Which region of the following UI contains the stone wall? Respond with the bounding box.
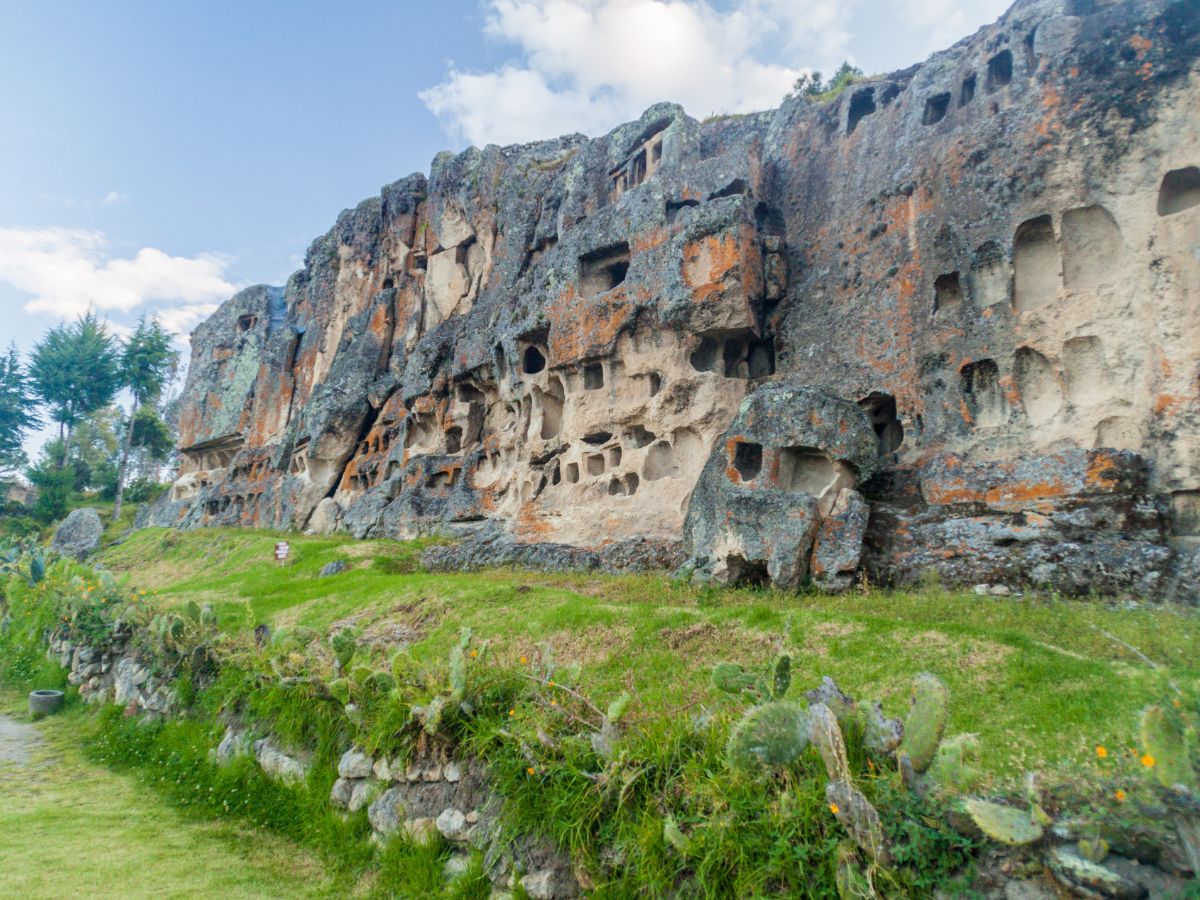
[145,0,1200,600]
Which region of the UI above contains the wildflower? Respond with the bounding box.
[1172,698,1182,709]
[526,767,535,776]
[1095,745,1108,759]
[1141,754,1156,768]
[548,680,555,687]
[470,650,478,658]
[550,699,557,706]
[508,709,515,717]
[829,803,839,815]
[520,656,528,665]
[1114,789,1127,803]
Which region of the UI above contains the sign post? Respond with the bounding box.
[274,540,290,566]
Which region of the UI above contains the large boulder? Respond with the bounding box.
[51,508,104,560]
[682,381,879,591]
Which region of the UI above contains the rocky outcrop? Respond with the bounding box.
[147,0,1200,600]
[51,508,103,561]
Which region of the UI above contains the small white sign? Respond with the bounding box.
[274,541,290,563]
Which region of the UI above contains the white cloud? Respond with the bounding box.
[37,190,132,210]
[889,0,1011,54]
[421,0,857,146]
[100,191,130,207]
[0,227,238,334]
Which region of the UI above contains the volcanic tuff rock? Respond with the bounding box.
[146,0,1200,600]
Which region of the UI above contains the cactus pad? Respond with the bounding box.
[1139,705,1197,793]
[899,672,948,773]
[808,702,851,782]
[964,799,1043,846]
[767,654,791,699]
[826,780,893,866]
[712,662,759,696]
[726,701,809,773]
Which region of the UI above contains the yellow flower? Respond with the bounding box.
[548,680,555,687]
[508,708,515,717]
[1141,754,1156,768]
[1095,745,1108,759]
[520,656,528,665]
[526,767,535,776]
[470,650,478,658]
[550,700,557,706]
[829,803,839,815]
[1114,789,1127,803]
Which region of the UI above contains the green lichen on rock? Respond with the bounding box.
[899,672,948,773]
[964,798,1043,846]
[726,701,809,773]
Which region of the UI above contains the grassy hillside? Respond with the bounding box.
[100,527,1200,782]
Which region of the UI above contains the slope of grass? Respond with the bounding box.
[100,528,1200,781]
[0,693,337,899]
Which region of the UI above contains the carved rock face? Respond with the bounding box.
[144,1,1200,600]
[682,382,879,591]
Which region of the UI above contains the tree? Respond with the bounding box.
[789,62,864,101]
[0,343,38,478]
[28,313,121,467]
[27,449,73,524]
[112,316,177,518]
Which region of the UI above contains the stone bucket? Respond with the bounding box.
[29,689,65,720]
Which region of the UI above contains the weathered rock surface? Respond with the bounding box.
[51,508,103,560]
[146,0,1200,599]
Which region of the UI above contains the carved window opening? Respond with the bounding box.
[726,556,769,589]
[731,442,763,482]
[580,243,630,296]
[986,50,1012,92]
[237,314,258,333]
[1013,215,1059,312]
[847,88,876,134]
[522,346,546,375]
[583,363,605,390]
[960,74,976,106]
[922,93,951,125]
[858,392,904,456]
[960,359,1008,427]
[778,447,840,496]
[1157,167,1200,217]
[933,272,963,312]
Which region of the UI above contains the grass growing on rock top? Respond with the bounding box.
[100,527,1200,782]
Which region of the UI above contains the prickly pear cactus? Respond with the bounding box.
[835,843,872,900]
[963,798,1044,846]
[199,603,217,629]
[826,779,893,866]
[712,662,759,696]
[1139,705,1197,793]
[808,702,851,782]
[726,701,809,773]
[185,600,202,623]
[862,700,904,757]
[930,734,982,791]
[898,672,948,773]
[330,628,357,672]
[766,654,791,700]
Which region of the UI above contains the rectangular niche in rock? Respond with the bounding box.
[922,92,951,125]
[986,50,1013,92]
[579,242,630,297]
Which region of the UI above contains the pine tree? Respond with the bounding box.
[0,343,39,478]
[28,313,121,467]
[112,316,177,517]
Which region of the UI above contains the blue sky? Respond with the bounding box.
[0,0,1010,457]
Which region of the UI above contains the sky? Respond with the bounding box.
[0,0,1011,459]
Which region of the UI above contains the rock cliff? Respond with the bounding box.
[146,0,1200,601]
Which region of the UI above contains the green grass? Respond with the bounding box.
[0,693,337,899]
[100,528,1200,782]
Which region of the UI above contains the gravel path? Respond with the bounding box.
[0,714,40,766]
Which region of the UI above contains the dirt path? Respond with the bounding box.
[0,714,40,766]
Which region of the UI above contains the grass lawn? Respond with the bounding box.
[99,528,1200,783]
[0,693,339,899]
